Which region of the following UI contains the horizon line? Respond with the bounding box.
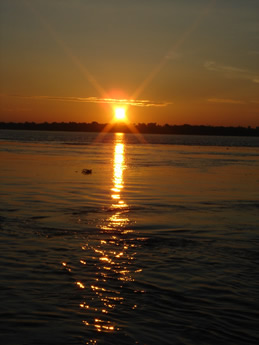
[0,121,258,129]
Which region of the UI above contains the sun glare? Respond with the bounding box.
[114,107,126,121]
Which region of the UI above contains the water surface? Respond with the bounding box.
[0,130,259,344]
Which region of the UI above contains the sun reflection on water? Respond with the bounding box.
[76,133,141,342]
[111,134,127,207]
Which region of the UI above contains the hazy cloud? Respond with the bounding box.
[204,61,259,84]
[208,98,245,105]
[5,94,171,108]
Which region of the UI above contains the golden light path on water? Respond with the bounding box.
[110,133,129,222]
[75,133,140,343]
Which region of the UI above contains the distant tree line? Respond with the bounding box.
[0,121,259,136]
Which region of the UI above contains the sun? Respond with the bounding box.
[114,107,126,121]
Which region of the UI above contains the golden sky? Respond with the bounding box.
[0,0,259,126]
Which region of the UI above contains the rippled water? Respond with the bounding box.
[0,130,259,345]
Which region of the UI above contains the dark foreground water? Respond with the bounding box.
[0,130,259,345]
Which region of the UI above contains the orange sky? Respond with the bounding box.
[0,0,259,127]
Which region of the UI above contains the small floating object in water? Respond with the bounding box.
[81,169,92,175]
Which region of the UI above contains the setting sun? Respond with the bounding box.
[114,107,126,121]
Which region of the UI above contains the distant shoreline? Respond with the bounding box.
[1,122,259,137]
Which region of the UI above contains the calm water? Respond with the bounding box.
[0,130,259,345]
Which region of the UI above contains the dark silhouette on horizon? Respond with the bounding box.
[0,121,258,137]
